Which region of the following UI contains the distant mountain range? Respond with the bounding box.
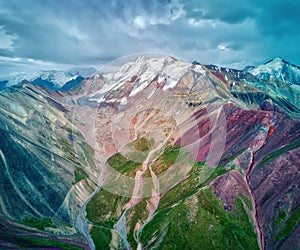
[1,57,300,92]
[0,56,299,249]
[0,67,97,90]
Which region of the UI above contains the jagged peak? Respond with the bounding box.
[264,57,284,64]
[262,57,286,70]
[132,55,178,64]
[133,55,150,63]
[263,57,300,69]
[192,60,201,65]
[249,57,300,85]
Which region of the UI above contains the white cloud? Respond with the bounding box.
[0,26,16,51]
[133,16,147,29]
[0,56,22,63]
[0,55,78,77]
[131,0,185,29]
[218,44,230,51]
[187,18,216,27]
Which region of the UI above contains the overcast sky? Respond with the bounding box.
[0,0,300,75]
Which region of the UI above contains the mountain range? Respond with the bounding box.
[0,56,299,250]
[0,67,97,90]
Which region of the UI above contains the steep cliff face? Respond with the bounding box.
[0,83,99,247]
[0,56,299,249]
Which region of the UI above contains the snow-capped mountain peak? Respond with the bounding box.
[249,57,300,85]
[0,67,96,89]
[100,56,191,96]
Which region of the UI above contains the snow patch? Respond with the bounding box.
[99,56,190,95]
[193,65,206,75]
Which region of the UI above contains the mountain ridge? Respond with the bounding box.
[0,67,97,90]
[249,57,300,85]
[1,57,300,91]
[0,55,299,249]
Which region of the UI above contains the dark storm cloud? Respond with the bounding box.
[0,0,299,74]
[183,0,259,24]
[254,0,300,37]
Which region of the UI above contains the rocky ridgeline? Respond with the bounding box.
[0,56,299,249]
